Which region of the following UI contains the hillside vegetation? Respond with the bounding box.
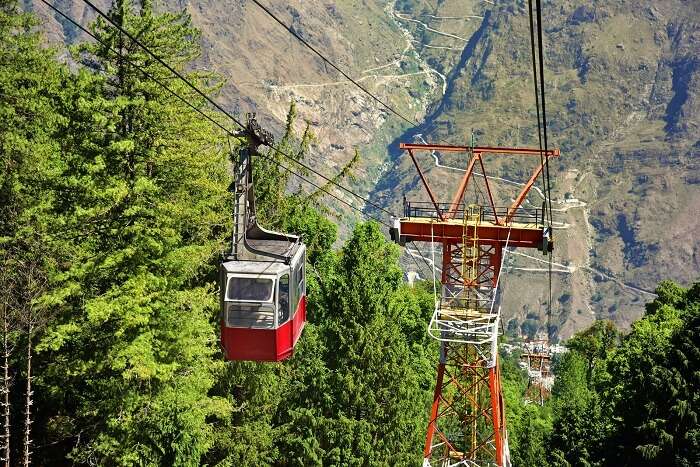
[1,2,438,464]
[372,0,700,338]
[504,280,700,467]
[32,0,700,340]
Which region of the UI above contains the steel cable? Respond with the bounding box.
[44,0,392,227]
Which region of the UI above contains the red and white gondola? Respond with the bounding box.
[220,117,306,362]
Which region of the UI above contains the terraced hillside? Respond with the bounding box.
[31,0,700,339]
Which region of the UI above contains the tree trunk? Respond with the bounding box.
[1,308,10,467]
[22,321,32,467]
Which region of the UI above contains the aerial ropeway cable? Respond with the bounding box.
[42,0,391,228]
[250,0,421,128]
[75,0,397,222]
[43,0,403,362]
[527,0,556,334]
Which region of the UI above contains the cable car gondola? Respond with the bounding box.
[220,117,306,362]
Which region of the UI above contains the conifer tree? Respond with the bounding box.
[566,320,619,384]
[274,222,431,465]
[602,282,699,466]
[0,2,65,464]
[35,1,231,464]
[539,281,699,466]
[0,0,63,245]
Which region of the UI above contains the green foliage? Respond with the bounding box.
[513,405,551,466]
[503,280,700,466]
[0,0,64,250]
[601,283,699,466]
[30,1,231,464]
[272,222,432,465]
[0,3,68,464]
[8,1,698,465]
[0,1,434,462]
[566,320,620,384]
[547,351,610,466]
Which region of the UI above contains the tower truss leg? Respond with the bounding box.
[423,218,510,466]
[394,142,560,467]
[423,343,508,466]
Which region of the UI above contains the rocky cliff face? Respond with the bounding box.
[30,0,700,339]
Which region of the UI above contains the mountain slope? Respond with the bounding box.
[31,0,700,338]
[372,0,700,337]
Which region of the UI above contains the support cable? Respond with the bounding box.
[44,0,391,227]
[40,0,240,137]
[527,0,548,225]
[250,0,420,128]
[258,153,392,227]
[264,144,396,217]
[78,0,397,219]
[535,0,554,223]
[431,223,438,310]
[535,0,555,337]
[530,0,555,337]
[80,0,247,128]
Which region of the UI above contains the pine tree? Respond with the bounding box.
[274,222,431,465]
[34,1,231,464]
[0,2,66,464]
[513,405,550,467]
[547,352,607,466]
[542,281,699,466]
[603,282,699,466]
[0,0,64,245]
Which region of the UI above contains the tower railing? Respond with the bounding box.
[403,201,543,227]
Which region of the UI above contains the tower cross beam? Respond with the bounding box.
[398,142,559,226]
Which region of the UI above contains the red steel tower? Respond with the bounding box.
[521,340,554,406]
[390,142,559,467]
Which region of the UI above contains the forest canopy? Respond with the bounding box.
[0,1,435,464]
[505,281,700,467]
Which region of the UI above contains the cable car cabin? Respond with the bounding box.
[220,243,306,362]
[220,118,307,362]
